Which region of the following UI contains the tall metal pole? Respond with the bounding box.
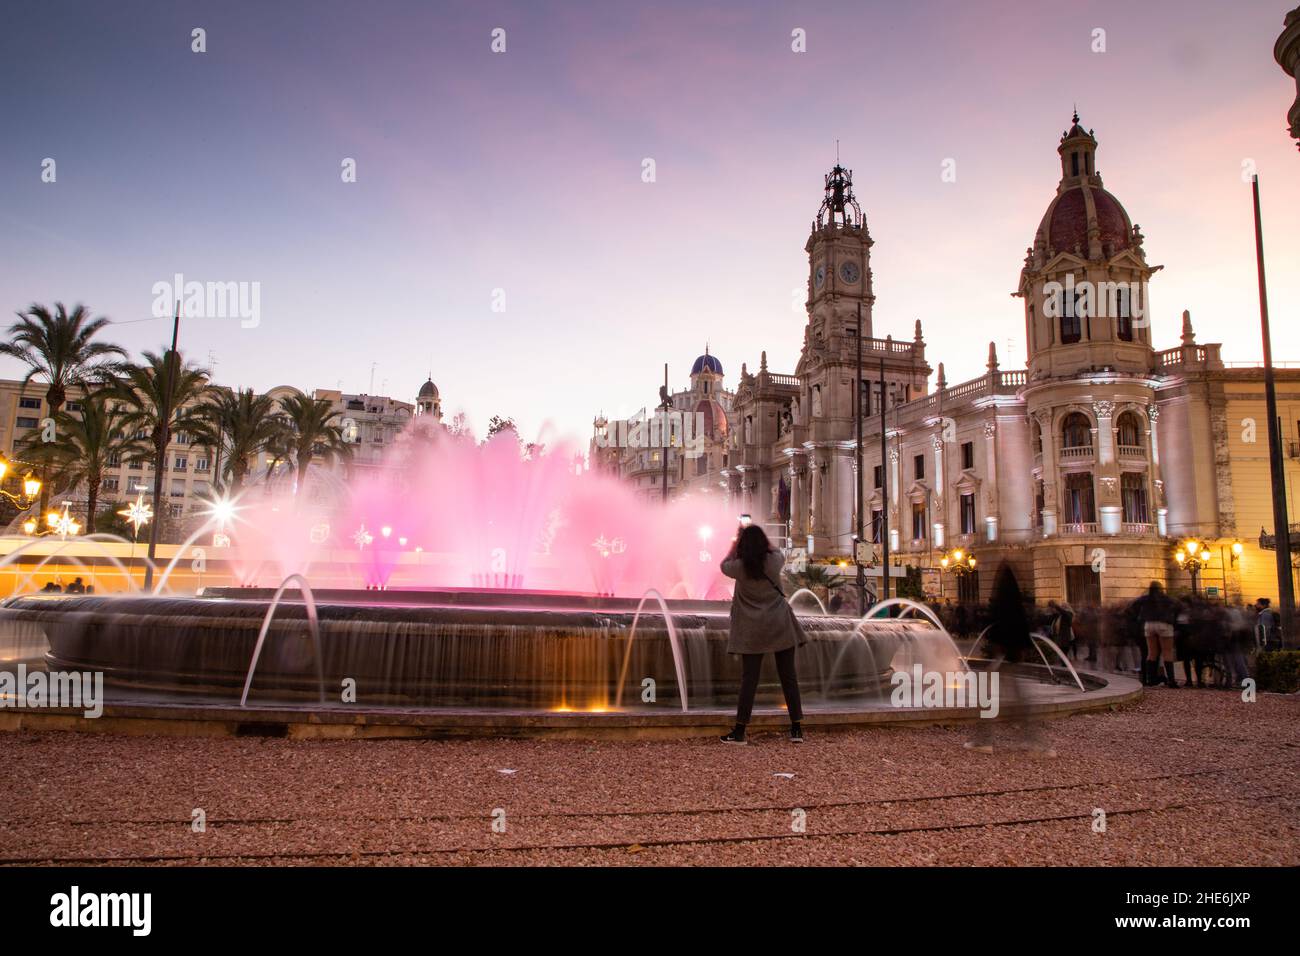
[660,363,670,505]
[143,301,180,590]
[855,303,865,610]
[1253,175,1295,645]
[878,356,889,602]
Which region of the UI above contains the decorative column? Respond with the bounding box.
[811,446,831,549]
[1036,409,1058,536]
[1093,401,1115,465]
[888,447,901,552]
[1094,400,1121,534]
[931,433,946,548]
[1147,404,1167,535]
[790,453,810,549]
[983,420,999,542]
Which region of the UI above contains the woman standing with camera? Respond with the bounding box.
[718,523,806,745]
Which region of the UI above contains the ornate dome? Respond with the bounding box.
[418,378,438,399]
[1032,113,1134,259]
[694,398,728,440]
[1037,183,1133,256]
[691,350,723,376]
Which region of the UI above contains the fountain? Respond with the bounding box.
[0,422,1119,730]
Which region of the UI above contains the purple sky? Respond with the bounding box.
[2,0,1297,444]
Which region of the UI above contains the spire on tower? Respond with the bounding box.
[987,341,999,372]
[914,319,923,342]
[816,160,863,229]
[1181,309,1196,345]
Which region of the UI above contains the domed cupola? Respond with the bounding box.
[1018,113,1160,381]
[689,346,724,397]
[416,377,441,421]
[690,349,723,377]
[1031,112,1135,262]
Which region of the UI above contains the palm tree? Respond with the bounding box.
[18,394,144,534]
[277,391,353,495]
[193,388,285,495]
[782,563,846,594]
[0,303,126,512]
[111,350,210,572]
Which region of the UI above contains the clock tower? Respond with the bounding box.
[804,162,875,346]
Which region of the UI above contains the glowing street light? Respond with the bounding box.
[0,455,41,507]
[1175,538,1213,596]
[353,524,374,550]
[118,493,153,540]
[48,502,81,540]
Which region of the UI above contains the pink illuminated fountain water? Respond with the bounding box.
[219,422,739,599]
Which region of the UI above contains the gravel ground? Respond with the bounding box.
[0,689,1296,866]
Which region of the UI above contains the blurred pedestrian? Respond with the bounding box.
[1255,598,1281,651]
[964,562,1055,757]
[1047,599,1075,659]
[1130,581,1179,687]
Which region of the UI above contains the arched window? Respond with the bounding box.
[1116,411,1143,451]
[1059,289,1082,344]
[1061,412,1092,449]
[1115,285,1133,341]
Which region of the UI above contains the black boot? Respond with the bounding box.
[1141,661,1155,686]
[1164,663,1179,688]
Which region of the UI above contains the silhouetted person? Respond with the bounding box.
[719,524,806,745]
[40,581,62,593]
[66,577,86,594]
[1255,598,1280,650]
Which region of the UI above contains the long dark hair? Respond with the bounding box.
[736,524,772,579]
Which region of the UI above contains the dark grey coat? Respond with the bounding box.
[720,549,807,654]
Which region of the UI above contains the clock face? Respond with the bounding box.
[814,264,826,289]
[840,261,860,284]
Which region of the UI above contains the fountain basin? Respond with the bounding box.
[0,589,938,711]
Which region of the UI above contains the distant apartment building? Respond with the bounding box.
[0,375,439,537]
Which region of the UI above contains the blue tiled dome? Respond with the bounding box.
[691,352,723,376]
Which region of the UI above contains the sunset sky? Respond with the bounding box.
[1,0,1297,444]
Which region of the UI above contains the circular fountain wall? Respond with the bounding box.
[1,588,949,712]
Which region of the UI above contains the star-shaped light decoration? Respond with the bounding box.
[117,494,153,538]
[353,524,374,550]
[50,501,82,540]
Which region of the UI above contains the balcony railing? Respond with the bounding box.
[917,369,1025,410]
[1117,444,1145,459]
[1122,522,1154,535]
[1059,522,1099,535]
[1060,445,1094,459]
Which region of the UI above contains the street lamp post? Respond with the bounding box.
[938,547,977,604]
[1174,538,1213,597]
[0,455,42,511]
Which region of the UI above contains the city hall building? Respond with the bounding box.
[594,115,1300,607]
